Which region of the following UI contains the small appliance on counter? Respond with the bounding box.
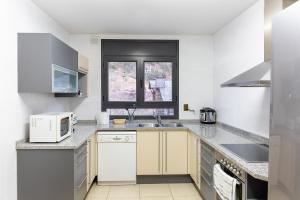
[96,112,110,125]
[200,107,216,124]
[30,112,73,143]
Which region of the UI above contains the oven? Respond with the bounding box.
[215,152,246,200]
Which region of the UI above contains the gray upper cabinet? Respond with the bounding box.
[51,35,78,71]
[18,33,78,93]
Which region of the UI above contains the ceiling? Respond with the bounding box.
[32,0,258,35]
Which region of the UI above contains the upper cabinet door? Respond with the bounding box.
[78,53,89,74]
[163,131,188,175]
[51,35,78,71]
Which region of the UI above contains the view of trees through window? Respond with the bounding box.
[144,62,172,102]
[108,62,136,101]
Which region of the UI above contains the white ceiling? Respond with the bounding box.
[32,0,258,35]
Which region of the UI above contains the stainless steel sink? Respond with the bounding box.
[137,123,160,128]
[161,123,183,127]
[137,122,184,128]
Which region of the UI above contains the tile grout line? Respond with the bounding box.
[106,186,111,200]
[138,184,141,200]
[168,184,175,200]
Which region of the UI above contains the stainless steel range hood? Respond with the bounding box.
[221,0,297,87]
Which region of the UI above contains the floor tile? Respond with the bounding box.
[108,185,140,198]
[140,184,172,197]
[108,197,139,200]
[140,197,173,200]
[85,192,107,200]
[169,183,199,197]
[88,184,110,197]
[173,196,203,200]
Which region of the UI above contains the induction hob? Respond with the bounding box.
[221,143,269,163]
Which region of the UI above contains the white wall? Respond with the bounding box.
[0,0,70,199]
[69,34,214,120]
[213,0,270,138]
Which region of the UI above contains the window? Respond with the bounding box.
[144,62,173,102]
[102,40,179,119]
[108,62,136,102]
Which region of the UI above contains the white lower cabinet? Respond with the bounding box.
[188,132,201,188]
[87,134,97,190]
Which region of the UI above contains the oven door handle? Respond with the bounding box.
[218,163,242,185]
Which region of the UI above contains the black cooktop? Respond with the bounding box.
[221,143,269,163]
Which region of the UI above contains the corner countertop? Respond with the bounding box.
[16,121,268,181]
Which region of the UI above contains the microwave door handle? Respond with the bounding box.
[49,121,52,131]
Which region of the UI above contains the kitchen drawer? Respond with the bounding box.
[201,142,213,153]
[201,157,214,174]
[75,143,87,157]
[201,148,214,164]
[74,176,87,200]
[201,167,213,186]
[201,176,216,200]
[201,151,214,165]
[74,155,87,187]
[75,143,87,164]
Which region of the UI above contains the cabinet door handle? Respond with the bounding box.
[49,121,52,131]
[88,140,91,185]
[158,132,161,172]
[196,139,199,184]
[165,132,167,172]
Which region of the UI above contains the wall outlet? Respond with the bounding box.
[184,104,189,111]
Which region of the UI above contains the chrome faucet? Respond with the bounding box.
[126,104,136,122]
[153,112,162,126]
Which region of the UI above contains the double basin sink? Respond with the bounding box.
[137,122,184,128]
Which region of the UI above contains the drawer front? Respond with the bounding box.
[75,143,87,160]
[201,157,214,175]
[74,177,87,200]
[74,155,87,187]
[201,176,216,200]
[74,142,88,187]
[201,166,213,185]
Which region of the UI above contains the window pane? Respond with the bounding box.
[108,108,174,116]
[144,62,172,102]
[108,62,136,101]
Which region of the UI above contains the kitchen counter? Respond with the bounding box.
[16,121,268,181]
[16,124,97,149]
[185,124,268,181]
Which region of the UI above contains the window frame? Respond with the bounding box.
[101,40,179,119]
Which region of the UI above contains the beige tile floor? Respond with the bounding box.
[85,183,203,200]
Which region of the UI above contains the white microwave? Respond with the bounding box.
[30,112,73,143]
